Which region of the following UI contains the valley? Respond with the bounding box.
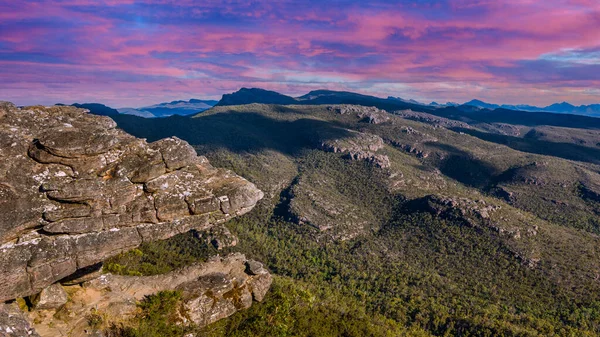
[98,89,600,336]
[3,1,600,335]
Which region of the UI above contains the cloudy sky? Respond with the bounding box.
[1,0,599,107]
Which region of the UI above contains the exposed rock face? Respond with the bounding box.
[0,303,40,337]
[0,102,263,302]
[406,195,501,224]
[319,130,390,168]
[29,254,272,335]
[327,105,390,124]
[177,257,272,326]
[345,151,390,168]
[388,126,438,159]
[30,284,67,310]
[394,109,470,129]
[390,141,430,159]
[196,225,239,250]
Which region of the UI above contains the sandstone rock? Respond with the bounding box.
[246,260,268,275]
[197,225,238,250]
[60,262,103,286]
[0,102,263,302]
[406,194,501,227]
[248,273,272,302]
[0,302,40,337]
[327,105,390,124]
[150,137,198,170]
[75,254,269,328]
[394,109,471,129]
[390,141,430,159]
[345,151,390,168]
[319,130,390,168]
[30,284,68,310]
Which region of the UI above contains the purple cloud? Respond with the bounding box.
[0,0,599,106]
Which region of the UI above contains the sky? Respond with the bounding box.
[0,0,599,107]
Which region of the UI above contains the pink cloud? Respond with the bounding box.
[0,0,599,106]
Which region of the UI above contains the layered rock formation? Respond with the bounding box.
[327,105,390,124]
[0,102,263,302]
[0,302,40,337]
[319,130,390,168]
[393,109,470,129]
[29,254,271,336]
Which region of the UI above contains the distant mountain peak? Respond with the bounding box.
[71,103,119,116]
[461,99,599,116]
[217,88,298,106]
[547,102,575,108]
[387,96,424,105]
[118,99,218,117]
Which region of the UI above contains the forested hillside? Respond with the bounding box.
[107,100,600,336]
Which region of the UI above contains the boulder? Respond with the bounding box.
[246,260,268,275]
[248,273,273,302]
[0,302,40,337]
[30,284,68,310]
[198,225,238,250]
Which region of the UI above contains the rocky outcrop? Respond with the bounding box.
[30,284,67,310]
[404,194,534,239]
[29,254,272,336]
[406,195,501,224]
[196,225,239,250]
[388,126,438,159]
[327,105,390,124]
[319,130,390,168]
[394,109,471,129]
[391,141,430,159]
[345,151,390,168]
[0,102,263,302]
[0,302,40,337]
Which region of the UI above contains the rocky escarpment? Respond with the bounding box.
[29,254,271,336]
[319,130,390,168]
[402,194,543,268]
[393,109,470,129]
[389,126,438,159]
[403,194,540,240]
[327,105,390,124]
[0,102,264,302]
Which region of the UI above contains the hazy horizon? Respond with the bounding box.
[7,87,598,111]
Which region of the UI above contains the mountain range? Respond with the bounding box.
[463,99,600,116]
[118,99,218,117]
[68,89,600,120]
[104,87,600,335]
[4,87,600,336]
[62,99,219,118]
[386,96,600,117]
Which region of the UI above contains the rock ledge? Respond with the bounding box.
[0,103,263,302]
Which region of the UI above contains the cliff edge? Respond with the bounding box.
[0,102,264,302]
